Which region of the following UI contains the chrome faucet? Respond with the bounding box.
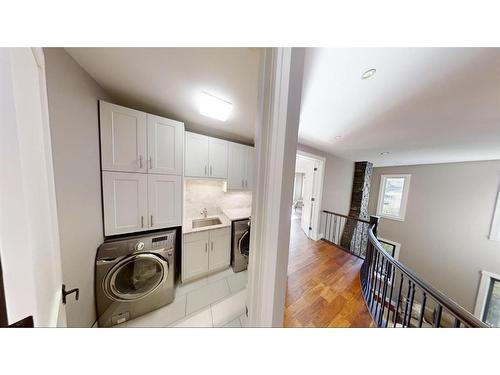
[200,208,208,218]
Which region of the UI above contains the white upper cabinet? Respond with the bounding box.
[185,131,228,178]
[227,142,254,190]
[147,114,184,175]
[100,101,147,173]
[102,171,148,235]
[148,174,182,229]
[185,132,210,177]
[208,137,228,178]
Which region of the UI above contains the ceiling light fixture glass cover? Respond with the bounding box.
[199,91,233,121]
[361,68,376,80]
[380,151,390,155]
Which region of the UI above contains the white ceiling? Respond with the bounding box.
[65,48,260,145]
[299,48,500,167]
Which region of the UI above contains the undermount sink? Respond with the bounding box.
[192,217,222,229]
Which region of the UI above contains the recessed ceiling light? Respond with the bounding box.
[200,91,232,121]
[380,151,390,155]
[361,68,376,80]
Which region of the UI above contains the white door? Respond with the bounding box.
[148,174,182,229]
[100,101,147,173]
[185,132,209,177]
[0,48,66,327]
[245,146,255,190]
[102,172,148,236]
[208,228,231,272]
[147,114,184,175]
[182,232,209,282]
[208,137,228,178]
[227,142,246,189]
[300,157,316,238]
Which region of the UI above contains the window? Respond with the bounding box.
[474,270,500,327]
[376,174,411,221]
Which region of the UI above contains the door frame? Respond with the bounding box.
[246,47,305,327]
[296,150,325,241]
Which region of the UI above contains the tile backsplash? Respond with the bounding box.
[184,179,252,219]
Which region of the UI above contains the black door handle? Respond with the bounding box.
[62,284,79,304]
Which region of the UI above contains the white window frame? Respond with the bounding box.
[474,270,500,324]
[489,183,500,241]
[376,174,411,221]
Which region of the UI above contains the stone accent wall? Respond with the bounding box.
[340,161,373,256]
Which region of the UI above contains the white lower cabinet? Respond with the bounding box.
[182,227,231,282]
[102,171,182,236]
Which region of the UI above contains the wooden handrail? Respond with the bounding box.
[322,210,371,224]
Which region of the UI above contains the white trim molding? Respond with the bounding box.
[489,183,500,241]
[474,269,500,323]
[246,48,305,327]
[376,174,411,221]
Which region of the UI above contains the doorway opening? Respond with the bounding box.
[292,151,325,240]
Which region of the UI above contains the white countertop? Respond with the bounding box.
[222,207,251,221]
[183,214,231,235]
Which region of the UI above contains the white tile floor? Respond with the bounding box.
[113,268,248,328]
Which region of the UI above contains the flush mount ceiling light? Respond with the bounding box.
[380,151,391,155]
[199,91,233,121]
[361,68,377,80]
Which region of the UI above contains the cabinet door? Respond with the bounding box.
[102,171,148,236]
[100,101,147,173]
[147,114,184,175]
[209,228,231,272]
[208,137,228,178]
[227,142,246,189]
[148,174,182,229]
[244,146,254,190]
[185,132,209,177]
[183,232,209,282]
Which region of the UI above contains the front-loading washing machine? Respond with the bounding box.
[95,229,176,327]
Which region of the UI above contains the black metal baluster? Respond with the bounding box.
[370,251,381,312]
[406,282,416,327]
[393,274,404,327]
[375,257,386,323]
[384,263,395,327]
[378,258,390,327]
[402,280,412,327]
[454,318,461,328]
[434,305,442,328]
[417,292,427,328]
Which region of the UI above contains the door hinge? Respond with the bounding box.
[311,197,315,201]
[314,167,318,171]
[62,284,79,304]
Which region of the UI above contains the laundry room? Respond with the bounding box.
[41,48,258,328]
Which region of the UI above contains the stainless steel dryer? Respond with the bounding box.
[231,218,250,273]
[95,230,176,327]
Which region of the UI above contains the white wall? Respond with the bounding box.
[368,160,500,312]
[44,48,112,327]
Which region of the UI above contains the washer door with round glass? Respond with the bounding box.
[104,253,168,302]
[238,230,250,258]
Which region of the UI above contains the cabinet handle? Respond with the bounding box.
[205,243,208,253]
[149,156,152,169]
[205,165,207,176]
[241,179,244,188]
[150,215,153,227]
[211,242,213,251]
[141,216,144,228]
[139,155,143,168]
[210,165,212,176]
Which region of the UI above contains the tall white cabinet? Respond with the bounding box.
[227,142,254,190]
[100,101,184,236]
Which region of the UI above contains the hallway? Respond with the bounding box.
[284,218,374,327]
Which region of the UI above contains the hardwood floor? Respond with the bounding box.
[284,218,374,327]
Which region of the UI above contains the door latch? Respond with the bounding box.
[62,284,79,304]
